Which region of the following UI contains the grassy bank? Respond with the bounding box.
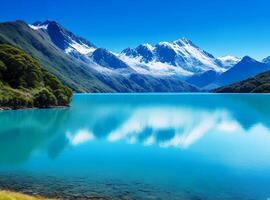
[0,190,55,200]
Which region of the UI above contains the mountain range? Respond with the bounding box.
[0,20,269,93]
[216,70,270,93]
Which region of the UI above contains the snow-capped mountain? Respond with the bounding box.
[30,20,96,57]
[120,38,229,77]
[213,56,270,87]
[122,44,155,63]
[91,48,130,69]
[29,21,238,79]
[217,55,241,68]
[28,20,252,91]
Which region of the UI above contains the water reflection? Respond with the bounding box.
[0,109,70,164]
[107,107,236,148]
[66,129,95,146]
[0,94,270,164]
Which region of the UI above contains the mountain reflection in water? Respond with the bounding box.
[1,94,270,199]
[0,94,270,166]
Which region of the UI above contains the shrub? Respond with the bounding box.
[0,44,73,109]
[0,60,6,71]
[0,88,34,109]
[53,88,71,106]
[34,88,58,108]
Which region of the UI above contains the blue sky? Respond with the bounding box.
[1,0,270,59]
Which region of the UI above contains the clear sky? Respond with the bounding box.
[1,0,270,59]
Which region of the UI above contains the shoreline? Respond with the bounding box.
[2,93,270,111]
[74,92,270,95]
[0,190,56,200]
[0,105,69,111]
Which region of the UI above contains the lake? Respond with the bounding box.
[0,94,270,200]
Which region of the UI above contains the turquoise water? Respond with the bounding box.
[0,94,270,199]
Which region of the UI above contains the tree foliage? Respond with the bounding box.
[0,44,72,109]
[34,88,58,108]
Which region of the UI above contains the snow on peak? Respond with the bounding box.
[30,20,97,56]
[65,38,96,55]
[29,20,57,30]
[141,43,155,51]
[157,41,173,47]
[217,55,241,68]
[218,55,240,62]
[156,38,222,72]
[121,37,230,76]
[174,37,193,45]
[29,24,48,30]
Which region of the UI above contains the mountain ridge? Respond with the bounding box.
[0,20,112,92]
[0,20,198,93]
[213,56,270,88]
[120,38,229,77]
[1,19,269,93]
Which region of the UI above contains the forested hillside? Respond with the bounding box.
[0,44,72,109]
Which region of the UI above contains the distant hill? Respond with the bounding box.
[186,70,220,88]
[0,44,72,109]
[215,71,270,93]
[262,56,270,65]
[213,56,270,87]
[185,56,270,90]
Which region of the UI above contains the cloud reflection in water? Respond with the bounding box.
[106,107,241,149]
[1,94,270,165]
[66,129,95,146]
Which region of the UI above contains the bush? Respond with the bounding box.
[0,88,34,109]
[42,69,72,106]
[42,69,62,90]
[0,45,42,88]
[53,88,72,106]
[34,88,58,108]
[0,44,73,109]
[0,60,6,71]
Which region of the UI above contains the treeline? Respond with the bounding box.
[0,44,72,109]
[215,71,270,93]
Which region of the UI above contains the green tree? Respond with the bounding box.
[34,88,58,108]
[0,44,72,109]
